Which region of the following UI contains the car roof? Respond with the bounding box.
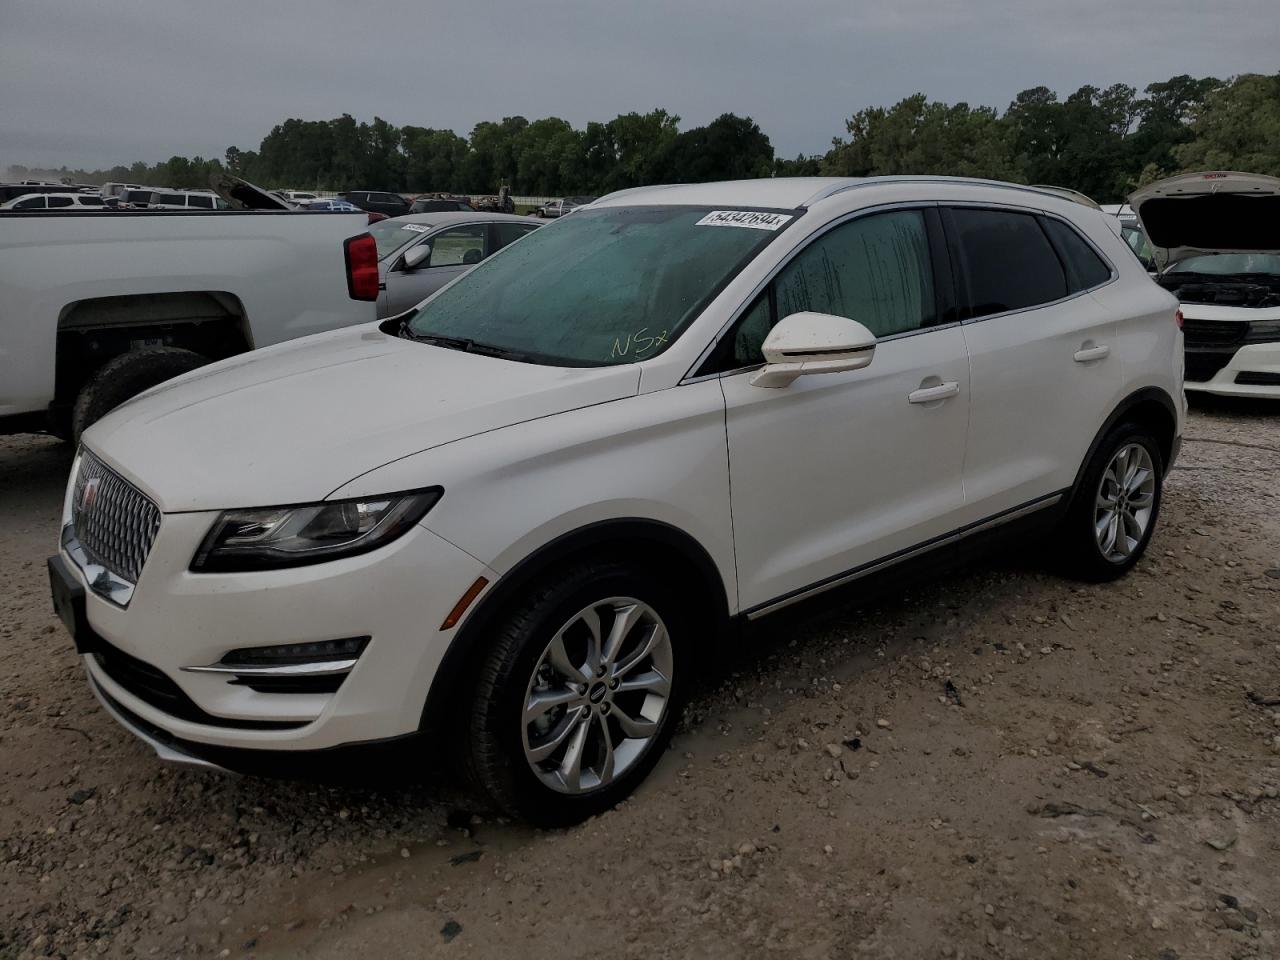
[389,212,535,227]
[594,176,1094,211]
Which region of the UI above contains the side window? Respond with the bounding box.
[774,209,936,338]
[947,209,1067,319]
[188,194,214,209]
[425,225,488,267]
[1040,217,1111,291]
[47,196,74,208]
[493,222,540,250]
[15,196,45,209]
[80,196,104,206]
[731,291,774,367]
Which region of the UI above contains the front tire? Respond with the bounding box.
[461,560,688,825]
[1058,423,1164,582]
[71,347,207,444]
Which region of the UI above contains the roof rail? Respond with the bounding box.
[802,176,1088,208]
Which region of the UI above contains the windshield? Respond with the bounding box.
[369,219,434,260]
[1167,253,1280,276]
[405,205,794,366]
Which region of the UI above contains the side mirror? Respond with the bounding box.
[402,243,431,270]
[750,312,877,388]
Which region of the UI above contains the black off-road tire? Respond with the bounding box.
[71,347,207,444]
[1058,422,1165,582]
[460,559,689,826]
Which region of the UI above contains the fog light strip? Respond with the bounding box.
[181,660,358,677]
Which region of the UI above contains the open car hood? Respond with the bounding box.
[1130,171,1280,263]
[209,174,292,210]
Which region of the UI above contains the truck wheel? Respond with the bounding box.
[71,347,207,444]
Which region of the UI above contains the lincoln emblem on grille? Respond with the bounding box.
[80,476,101,513]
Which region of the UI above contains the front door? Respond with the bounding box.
[383,223,490,316]
[719,208,971,611]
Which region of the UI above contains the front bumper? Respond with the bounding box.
[1185,341,1280,397]
[59,510,495,754]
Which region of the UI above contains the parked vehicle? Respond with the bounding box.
[1130,171,1280,398]
[121,188,158,209]
[1,178,378,441]
[285,191,319,205]
[370,212,541,317]
[147,190,231,211]
[409,195,475,214]
[304,198,360,212]
[0,183,90,204]
[48,176,1181,824]
[538,196,596,218]
[339,190,412,218]
[473,185,515,214]
[100,183,144,201]
[1,192,106,211]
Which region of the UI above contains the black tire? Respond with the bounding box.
[461,559,689,826]
[71,347,207,444]
[1058,422,1164,582]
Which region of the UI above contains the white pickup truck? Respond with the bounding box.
[1,186,379,441]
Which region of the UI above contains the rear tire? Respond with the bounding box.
[460,559,688,826]
[1058,422,1164,582]
[71,347,207,444]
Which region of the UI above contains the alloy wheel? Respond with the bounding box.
[1094,442,1156,563]
[521,597,673,794]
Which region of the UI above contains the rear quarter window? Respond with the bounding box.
[1041,217,1112,291]
[947,208,1067,319]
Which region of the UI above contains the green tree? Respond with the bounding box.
[1173,72,1280,176]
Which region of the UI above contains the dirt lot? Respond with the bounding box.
[2,400,1278,960]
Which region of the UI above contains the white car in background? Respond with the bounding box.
[147,190,230,211]
[1,192,107,211]
[50,176,1181,824]
[1131,171,1280,397]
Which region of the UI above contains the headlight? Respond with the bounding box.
[191,488,442,572]
[1249,319,1280,340]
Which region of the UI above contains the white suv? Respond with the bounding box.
[49,177,1183,823]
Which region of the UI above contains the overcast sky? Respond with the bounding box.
[2,0,1276,174]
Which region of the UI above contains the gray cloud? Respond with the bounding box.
[2,0,1276,172]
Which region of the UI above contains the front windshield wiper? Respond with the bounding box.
[404,329,543,363]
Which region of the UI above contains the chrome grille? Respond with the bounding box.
[71,451,161,584]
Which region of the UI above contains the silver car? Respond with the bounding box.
[370,213,542,318]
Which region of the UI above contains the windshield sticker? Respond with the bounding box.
[695,210,793,231]
[401,223,430,233]
[611,328,670,359]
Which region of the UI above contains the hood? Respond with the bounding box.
[209,174,292,210]
[1129,171,1280,263]
[84,326,640,512]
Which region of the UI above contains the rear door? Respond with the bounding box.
[946,206,1122,523]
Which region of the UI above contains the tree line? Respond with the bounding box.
[9,72,1277,203]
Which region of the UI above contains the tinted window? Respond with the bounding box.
[188,194,214,209]
[47,196,73,208]
[153,193,184,205]
[427,225,488,267]
[948,209,1066,318]
[493,222,540,249]
[80,196,104,206]
[14,197,45,209]
[1042,218,1111,291]
[774,209,936,339]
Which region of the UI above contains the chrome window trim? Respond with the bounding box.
[936,201,1119,328]
[682,200,946,383]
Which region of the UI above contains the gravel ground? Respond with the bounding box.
[2,399,1278,960]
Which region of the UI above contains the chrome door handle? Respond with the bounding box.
[908,381,960,404]
[1073,344,1109,362]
